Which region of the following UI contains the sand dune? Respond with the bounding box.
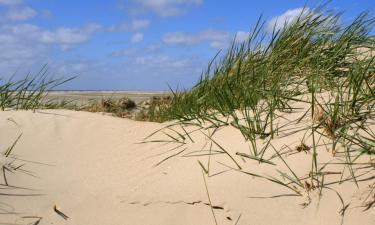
[1,109,374,225]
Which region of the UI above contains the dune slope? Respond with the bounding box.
[0,109,374,225]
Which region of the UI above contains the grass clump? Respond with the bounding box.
[135,96,172,122]
[0,65,74,111]
[158,8,374,125]
[42,94,172,120]
[79,97,137,118]
[144,4,375,216]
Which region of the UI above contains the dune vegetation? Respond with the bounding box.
[142,5,375,216]
[0,66,74,111]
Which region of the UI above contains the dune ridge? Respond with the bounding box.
[0,108,373,225]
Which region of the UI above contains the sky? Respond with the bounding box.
[0,0,374,91]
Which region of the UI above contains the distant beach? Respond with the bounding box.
[45,91,170,105]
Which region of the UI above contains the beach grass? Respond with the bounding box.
[0,65,74,111]
[143,4,375,215]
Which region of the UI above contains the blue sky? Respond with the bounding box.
[0,0,374,90]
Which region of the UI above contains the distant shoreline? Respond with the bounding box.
[46,90,171,94]
[44,90,171,104]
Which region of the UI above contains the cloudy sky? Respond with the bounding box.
[0,0,374,90]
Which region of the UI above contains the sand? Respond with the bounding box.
[0,107,374,225]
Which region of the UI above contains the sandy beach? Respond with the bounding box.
[44,91,170,105]
[1,105,374,225]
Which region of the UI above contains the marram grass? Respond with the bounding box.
[0,65,74,111]
[144,5,375,219]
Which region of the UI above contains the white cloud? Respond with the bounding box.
[0,1,207,90]
[130,32,144,43]
[163,29,232,49]
[0,24,48,71]
[40,23,102,45]
[163,32,197,45]
[131,19,150,30]
[109,19,150,32]
[40,9,53,18]
[0,0,22,5]
[0,24,101,47]
[235,31,250,43]
[4,6,37,21]
[51,59,98,75]
[131,0,203,17]
[134,55,180,67]
[267,7,310,32]
[163,29,252,49]
[111,44,161,57]
[0,22,102,74]
[267,7,338,33]
[49,49,205,90]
